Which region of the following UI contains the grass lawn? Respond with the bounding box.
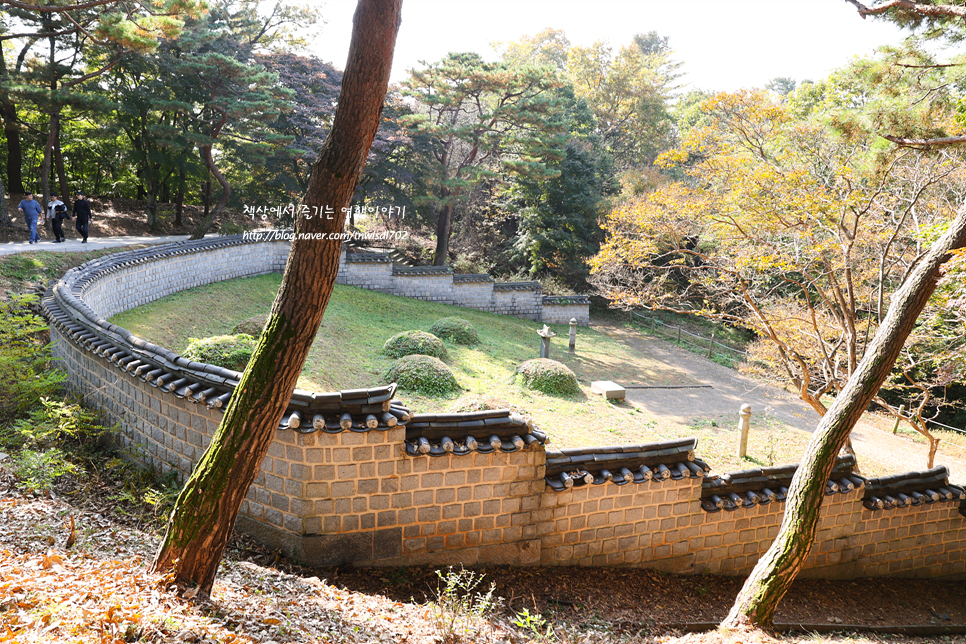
[0,245,156,294]
[108,273,828,473]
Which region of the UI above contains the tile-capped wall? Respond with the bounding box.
[43,235,966,578]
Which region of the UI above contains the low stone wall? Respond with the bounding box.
[40,236,966,578]
[336,250,590,326]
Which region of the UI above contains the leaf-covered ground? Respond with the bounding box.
[2,465,966,644]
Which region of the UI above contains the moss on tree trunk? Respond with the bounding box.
[151,0,403,595]
[722,203,966,630]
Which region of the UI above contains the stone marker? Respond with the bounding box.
[737,403,751,458]
[591,380,626,400]
[569,317,577,353]
[537,324,556,359]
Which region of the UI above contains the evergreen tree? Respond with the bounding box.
[401,52,566,265]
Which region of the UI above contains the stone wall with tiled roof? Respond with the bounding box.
[39,235,966,577]
[335,249,588,325]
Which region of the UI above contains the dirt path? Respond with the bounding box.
[594,321,966,483]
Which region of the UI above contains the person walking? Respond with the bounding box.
[73,192,92,243]
[47,194,68,243]
[17,192,43,244]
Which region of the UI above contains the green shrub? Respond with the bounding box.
[0,294,66,422]
[385,354,461,396]
[429,317,479,346]
[517,358,581,396]
[233,313,269,338]
[0,398,111,494]
[382,330,447,360]
[183,334,257,371]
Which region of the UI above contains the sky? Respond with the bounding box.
[307,0,910,92]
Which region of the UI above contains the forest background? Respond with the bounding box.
[3,0,966,445]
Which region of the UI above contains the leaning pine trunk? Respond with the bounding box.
[722,202,966,629]
[151,0,403,595]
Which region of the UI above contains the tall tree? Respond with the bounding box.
[0,0,200,203]
[151,4,296,239]
[590,84,966,466]
[722,204,966,629]
[151,0,402,595]
[401,52,565,265]
[565,36,677,168]
[719,0,966,629]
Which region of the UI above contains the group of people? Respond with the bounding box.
[16,192,92,244]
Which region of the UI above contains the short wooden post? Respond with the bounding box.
[708,333,715,359]
[737,403,752,459]
[568,317,577,354]
[892,404,905,434]
[651,316,656,332]
[676,326,681,344]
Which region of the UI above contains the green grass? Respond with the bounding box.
[0,246,157,294]
[108,274,824,470]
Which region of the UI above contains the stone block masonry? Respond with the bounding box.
[336,249,590,326]
[41,235,966,578]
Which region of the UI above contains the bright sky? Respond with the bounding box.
[308,0,909,92]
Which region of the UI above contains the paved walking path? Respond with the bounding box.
[0,235,191,256]
[595,321,966,482]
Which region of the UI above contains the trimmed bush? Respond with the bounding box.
[233,314,269,338]
[517,358,581,396]
[385,354,461,396]
[383,330,447,360]
[183,334,257,371]
[429,317,479,345]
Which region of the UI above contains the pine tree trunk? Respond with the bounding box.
[40,113,59,227]
[0,178,9,228]
[151,0,403,595]
[722,202,966,630]
[433,201,452,265]
[0,46,25,195]
[175,169,185,228]
[54,135,69,206]
[190,139,231,240]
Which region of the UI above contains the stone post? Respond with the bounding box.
[737,403,751,459]
[568,317,577,354]
[537,325,556,359]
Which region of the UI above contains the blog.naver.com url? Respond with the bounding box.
[241,229,409,242]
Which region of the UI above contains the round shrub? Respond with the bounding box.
[429,317,479,345]
[382,330,447,360]
[385,354,461,396]
[517,358,581,396]
[183,334,257,371]
[233,314,269,338]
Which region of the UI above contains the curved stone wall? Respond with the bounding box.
[40,236,966,577]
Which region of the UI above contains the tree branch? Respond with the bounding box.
[883,134,966,148]
[845,0,966,19]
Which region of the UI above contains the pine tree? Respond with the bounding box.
[401,52,566,265]
[151,0,402,595]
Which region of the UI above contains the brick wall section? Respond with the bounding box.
[542,302,591,326]
[83,242,289,318]
[534,476,966,579]
[50,325,296,537]
[391,274,455,304]
[492,284,543,321]
[44,236,966,577]
[337,251,394,291]
[452,280,495,310]
[333,252,589,325]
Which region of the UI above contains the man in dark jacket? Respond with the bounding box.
[73,193,92,243]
